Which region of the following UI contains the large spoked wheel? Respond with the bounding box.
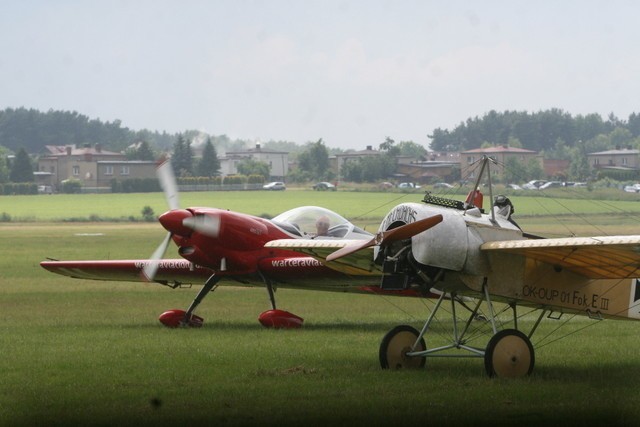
[484,329,535,378]
[379,325,426,370]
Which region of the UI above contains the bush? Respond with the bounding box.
[141,206,155,222]
[247,174,266,184]
[61,179,82,194]
[111,178,161,193]
[223,175,247,185]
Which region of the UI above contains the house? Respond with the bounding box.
[220,143,288,180]
[460,146,539,181]
[396,155,460,184]
[329,146,459,183]
[38,144,156,191]
[587,148,640,170]
[332,145,380,174]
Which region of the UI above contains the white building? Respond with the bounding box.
[220,143,288,180]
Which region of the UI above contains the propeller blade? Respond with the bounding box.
[157,161,180,211]
[182,213,221,237]
[326,237,376,262]
[142,232,172,281]
[326,214,443,262]
[381,214,443,243]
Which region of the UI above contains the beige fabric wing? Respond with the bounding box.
[481,235,640,279]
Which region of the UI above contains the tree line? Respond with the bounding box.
[429,109,640,154]
[2,106,640,185]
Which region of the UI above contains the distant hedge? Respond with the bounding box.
[177,175,265,185]
[0,183,38,195]
[111,178,161,193]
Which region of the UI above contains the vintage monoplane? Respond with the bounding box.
[42,158,640,377]
[268,156,640,377]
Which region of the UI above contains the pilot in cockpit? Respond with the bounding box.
[315,215,330,237]
[493,195,520,229]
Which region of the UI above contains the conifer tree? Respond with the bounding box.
[196,138,221,177]
[9,148,34,182]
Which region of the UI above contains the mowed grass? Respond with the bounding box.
[0,191,410,223]
[3,187,640,225]
[2,192,640,425]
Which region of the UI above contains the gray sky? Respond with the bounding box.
[1,1,638,150]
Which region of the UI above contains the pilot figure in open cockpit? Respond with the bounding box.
[315,215,330,237]
[493,195,520,229]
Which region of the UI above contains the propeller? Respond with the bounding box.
[157,160,180,210]
[326,214,443,262]
[143,161,222,281]
[142,231,173,281]
[142,161,181,281]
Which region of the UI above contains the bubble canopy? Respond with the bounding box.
[271,206,372,239]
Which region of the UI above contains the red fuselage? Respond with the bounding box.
[158,208,359,287]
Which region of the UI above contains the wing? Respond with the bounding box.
[265,239,382,276]
[40,259,214,284]
[481,235,640,279]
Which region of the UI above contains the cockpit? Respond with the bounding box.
[270,206,372,240]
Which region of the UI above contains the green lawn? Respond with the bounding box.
[2,192,640,425]
[0,191,409,222]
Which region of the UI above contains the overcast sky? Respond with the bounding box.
[1,1,638,150]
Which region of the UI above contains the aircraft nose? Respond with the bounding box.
[158,209,193,237]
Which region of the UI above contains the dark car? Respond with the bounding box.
[312,182,336,191]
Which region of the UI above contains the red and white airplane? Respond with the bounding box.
[42,157,640,377]
[41,161,442,329]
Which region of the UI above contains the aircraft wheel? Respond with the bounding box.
[484,329,534,378]
[379,325,426,370]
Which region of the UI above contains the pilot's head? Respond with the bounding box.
[494,195,514,213]
[316,215,330,236]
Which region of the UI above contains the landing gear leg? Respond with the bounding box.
[158,273,220,328]
[380,282,537,378]
[265,275,277,310]
[182,274,221,326]
[257,274,304,329]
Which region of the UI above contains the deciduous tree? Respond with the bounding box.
[237,158,269,179]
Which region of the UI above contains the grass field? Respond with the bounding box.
[2,191,640,425]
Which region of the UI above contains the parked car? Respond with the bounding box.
[522,180,546,190]
[432,182,454,189]
[398,182,421,189]
[624,183,640,193]
[379,181,395,190]
[38,185,53,194]
[506,183,523,190]
[312,182,336,191]
[539,181,562,190]
[263,181,286,191]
